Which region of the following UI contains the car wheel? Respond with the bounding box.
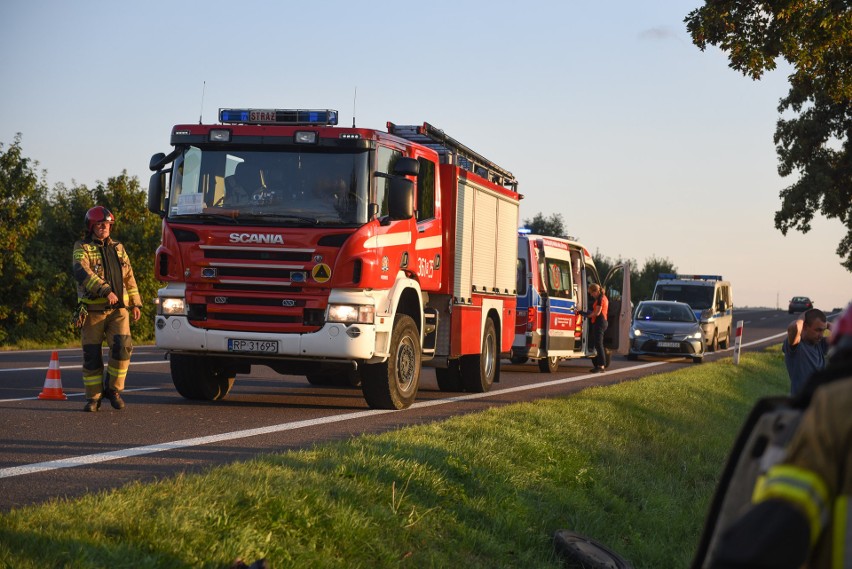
[627,353,638,361]
[709,331,719,353]
[719,327,731,350]
[538,356,559,373]
[692,356,703,364]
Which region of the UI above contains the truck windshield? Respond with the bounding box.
[167,146,370,225]
[654,285,714,310]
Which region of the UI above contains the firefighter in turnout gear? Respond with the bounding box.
[710,303,852,569]
[72,206,142,412]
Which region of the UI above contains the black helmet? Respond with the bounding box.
[85,206,115,232]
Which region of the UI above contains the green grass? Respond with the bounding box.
[0,348,789,569]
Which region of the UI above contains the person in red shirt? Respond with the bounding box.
[585,283,608,373]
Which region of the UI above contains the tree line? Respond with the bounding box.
[522,212,677,305]
[0,137,672,348]
[0,134,161,347]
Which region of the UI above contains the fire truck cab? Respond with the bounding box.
[512,232,631,372]
[147,108,520,410]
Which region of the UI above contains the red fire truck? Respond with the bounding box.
[147,109,521,410]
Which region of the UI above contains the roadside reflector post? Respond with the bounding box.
[733,320,744,365]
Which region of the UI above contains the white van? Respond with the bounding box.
[651,274,733,352]
[513,232,631,372]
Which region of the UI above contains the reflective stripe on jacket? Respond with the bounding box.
[752,377,852,568]
[72,237,142,309]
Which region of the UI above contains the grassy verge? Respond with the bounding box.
[0,348,788,569]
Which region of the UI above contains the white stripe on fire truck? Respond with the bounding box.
[414,235,442,250]
[363,232,412,250]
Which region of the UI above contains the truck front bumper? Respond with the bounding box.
[154,315,379,361]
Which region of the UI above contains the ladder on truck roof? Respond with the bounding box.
[387,122,518,191]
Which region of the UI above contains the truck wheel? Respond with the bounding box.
[460,317,498,392]
[171,354,234,401]
[435,359,464,392]
[538,356,559,373]
[361,315,421,409]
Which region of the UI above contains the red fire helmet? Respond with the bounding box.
[85,206,115,232]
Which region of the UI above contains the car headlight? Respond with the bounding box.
[158,297,187,316]
[690,331,703,339]
[631,328,642,337]
[327,304,375,324]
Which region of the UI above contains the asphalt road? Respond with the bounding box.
[0,308,792,512]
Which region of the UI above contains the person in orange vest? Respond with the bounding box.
[583,283,609,373]
[72,206,142,412]
[710,303,852,568]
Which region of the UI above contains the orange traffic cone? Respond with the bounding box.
[38,351,67,400]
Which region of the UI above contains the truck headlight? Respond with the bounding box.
[327,304,374,324]
[159,297,187,316]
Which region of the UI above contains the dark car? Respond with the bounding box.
[788,296,813,314]
[627,300,704,363]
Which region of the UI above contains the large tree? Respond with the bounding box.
[522,212,567,237]
[0,134,47,343]
[686,1,852,270]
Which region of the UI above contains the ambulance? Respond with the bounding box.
[512,231,631,372]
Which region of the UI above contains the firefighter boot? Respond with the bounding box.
[104,388,125,410]
[83,398,102,412]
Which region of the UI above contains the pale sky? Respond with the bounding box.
[2,0,849,311]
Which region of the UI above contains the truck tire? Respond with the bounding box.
[361,315,421,409]
[538,356,559,373]
[171,354,235,401]
[435,359,464,392]
[460,317,498,393]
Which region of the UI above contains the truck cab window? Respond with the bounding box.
[375,146,402,217]
[416,158,436,221]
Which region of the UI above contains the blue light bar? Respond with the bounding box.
[219,108,338,126]
[658,273,723,281]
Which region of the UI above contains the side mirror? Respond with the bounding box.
[392,157,420,177]
[701,308,712,321]
[148,171,167,216]
[387,177,414,220]
[149,152,167,171]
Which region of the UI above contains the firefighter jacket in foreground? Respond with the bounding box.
[72,235,142,399]
[712,372,852,568]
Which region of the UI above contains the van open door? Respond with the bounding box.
[603,262,631,355]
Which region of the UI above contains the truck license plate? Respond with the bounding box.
[227,339,278,353]
[657,341,680,348]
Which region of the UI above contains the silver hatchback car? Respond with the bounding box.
[627,300,705,363]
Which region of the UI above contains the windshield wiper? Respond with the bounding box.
[174,212,240,224]
[243,213,320,225]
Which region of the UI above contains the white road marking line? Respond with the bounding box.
[0,333,786,479]
[0,387,159,403]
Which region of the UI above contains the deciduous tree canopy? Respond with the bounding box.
[686,1,852,271]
